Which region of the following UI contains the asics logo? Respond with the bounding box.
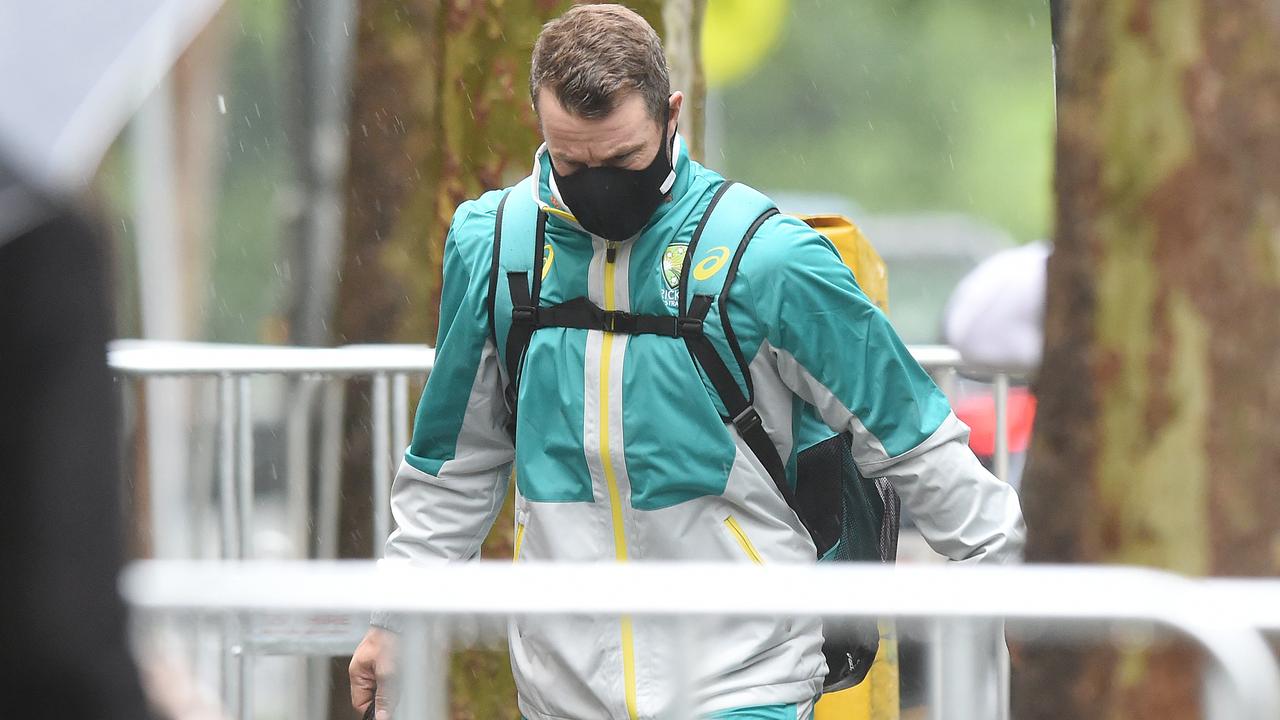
[693,246,731,281]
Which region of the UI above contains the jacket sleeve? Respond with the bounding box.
[740,214,1026,563]
[383,197,514,567]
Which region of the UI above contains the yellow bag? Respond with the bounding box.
[799,215,889,314]
[798,214,899,720]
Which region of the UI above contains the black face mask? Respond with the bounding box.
[551,112,675,242]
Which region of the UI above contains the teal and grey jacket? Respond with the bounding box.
[382,136,1026,719]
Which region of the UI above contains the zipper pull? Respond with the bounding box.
[606,241,618,264]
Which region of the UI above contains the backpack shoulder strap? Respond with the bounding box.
[682,181,779,396]
[488,176,544,428]
[677,181,791,500]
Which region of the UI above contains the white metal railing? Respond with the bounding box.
[107,340,1027,719]
[110,340,434,558]
[121,561,1280,720]
[110,340,433,718]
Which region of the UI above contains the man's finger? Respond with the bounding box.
[374,680,394,720]
[349,655,376,710]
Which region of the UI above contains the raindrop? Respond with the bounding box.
[218,94,227,114]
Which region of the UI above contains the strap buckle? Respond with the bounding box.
[512,306,538,325]
[677,316,703,337]
[732,406,763,435]
[602,310,635,334]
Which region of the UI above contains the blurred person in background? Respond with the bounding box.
[942,240,1049,492]
[350,5,1025,719]
[0,160,154,718]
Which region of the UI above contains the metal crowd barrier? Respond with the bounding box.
[110,340,433,718]
[110,340,434,557]
[121,560,1280,720]
[107,340,1028,719]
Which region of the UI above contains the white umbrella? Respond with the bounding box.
[0,0,223,200]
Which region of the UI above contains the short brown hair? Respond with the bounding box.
[530,4,670,121]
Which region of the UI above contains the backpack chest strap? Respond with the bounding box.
[507,290,704,338]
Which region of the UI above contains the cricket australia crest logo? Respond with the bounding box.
[660,243,687,308]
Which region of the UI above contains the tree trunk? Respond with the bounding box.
[332,1,703,717]
[1015,1,1280,718]
[661,0,708,161]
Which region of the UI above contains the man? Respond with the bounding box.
[351,5,1024,719]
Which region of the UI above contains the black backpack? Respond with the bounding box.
[489,178,900,691]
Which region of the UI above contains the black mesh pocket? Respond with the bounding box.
[795,432,901,691]
[873,476,900,562]
[794,434,846,557]
[837,443,900,563]
[794,432,901,561]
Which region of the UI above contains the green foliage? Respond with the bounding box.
[95,0,290,343]
[207,0,289,343]
[716,0,1056,242]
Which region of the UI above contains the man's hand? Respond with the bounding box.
[350,627,397,720]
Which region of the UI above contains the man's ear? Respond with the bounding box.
[667,91,684,137]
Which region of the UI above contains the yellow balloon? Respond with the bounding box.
[701,0,789,87]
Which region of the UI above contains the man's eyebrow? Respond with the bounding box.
[604,140,646,162]
[552,141,646,167]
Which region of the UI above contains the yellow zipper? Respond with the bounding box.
[724,515,765,564]
[600,239,639,720]
[513,521,526,562]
